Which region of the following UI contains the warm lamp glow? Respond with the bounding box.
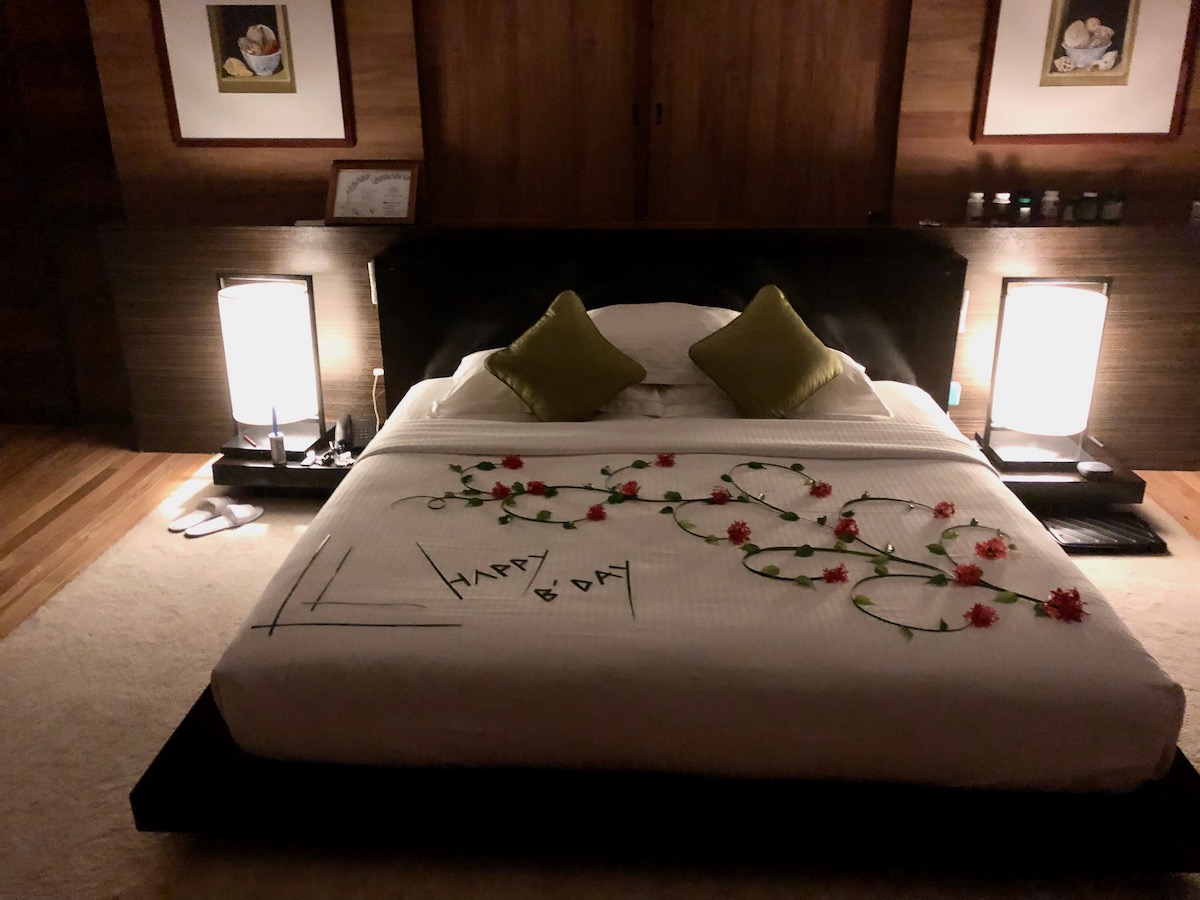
[217,281,320,427]
[990,285,1107,437]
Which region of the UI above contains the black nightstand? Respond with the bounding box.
[975,436,1165,554]
[211,455,355,494]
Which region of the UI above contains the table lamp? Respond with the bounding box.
[980,277,1111,470]
[216,274,327,459]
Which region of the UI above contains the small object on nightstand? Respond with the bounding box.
[1040,511,1167,555]
[1077,460,1112,479]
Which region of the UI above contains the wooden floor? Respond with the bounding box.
[0,426,1197,639]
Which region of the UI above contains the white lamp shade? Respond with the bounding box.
[218,281,320,427]
[990,285,1107,437]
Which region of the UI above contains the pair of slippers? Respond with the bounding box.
[169,497,264,538]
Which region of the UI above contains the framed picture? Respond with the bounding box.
[150,0,355,146]
[324,161,420,224]
[973,0,1199,142]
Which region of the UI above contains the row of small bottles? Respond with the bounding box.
[965,190,1126,226]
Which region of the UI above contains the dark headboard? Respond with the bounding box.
[372,228,967,413]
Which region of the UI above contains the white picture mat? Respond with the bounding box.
[981,0,1191,136]
[159,0,347,140]
[332,169,413,218]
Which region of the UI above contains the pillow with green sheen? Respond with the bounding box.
[485,291,647,421]
[687,284,842,418]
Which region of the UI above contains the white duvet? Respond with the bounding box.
[212,385,1184,791]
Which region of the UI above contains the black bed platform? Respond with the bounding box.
[132,688,1200,874]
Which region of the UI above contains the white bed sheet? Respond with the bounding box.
[211,380,1184,791]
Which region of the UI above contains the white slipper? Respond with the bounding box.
[168,496,234,533]
[183,503,264,538]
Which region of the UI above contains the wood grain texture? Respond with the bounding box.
[647,0,909,225]
[413,0,640,224]
[104,226,401,452]
[86,0,423,225]
[1141,470,1200,542]
[893,0,1200,227]
[0,425,211,638]
[932,226,1200,471]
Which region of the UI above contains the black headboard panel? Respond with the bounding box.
[372,228,967,413]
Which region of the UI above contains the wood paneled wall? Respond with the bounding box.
[0,0,129,428]
[87,0,424,225]
[936,226,1200,471]
[893,0,1200,227]
[105,227,400,451]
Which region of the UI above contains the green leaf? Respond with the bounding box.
[870,554,890,566]
[761,565,780,576]
[1034,605,1049,618]
[899,626,914,641]
[748,462,764,470]
[873,565,889,576]
[720,474,733,483]
[795,545,814,557]
[741,543,760,554]
[448,464,463,473]
[853,595,874,606]
[477,461,496,471]
[678,520,695,530]
[994,591,1019,604]
[503,497,516,507]
[512,482,526,494]
[738,494,751,502]
[790,463,806,472]
[462,473,475,484]
[463,487,482,496]
[794,575,814,588]
[600,466,612,476]
[780,511,799,521]
[443,491,455,499]
[816,515,827,526]
[563,521,577,530]
[939,619,949,632]
[941,528,958,541]
[926,543,947,555]
[660,506,674,514]
[927,573,949,586]
[536,510,552,522]
[663,491,683,502]
[704,535,719,544]
[631,459,649,469]
[543,487,559,499]
[498,515,511,525]
[607,494,625,504]
[834,541,847,552]
[466,497,484,507]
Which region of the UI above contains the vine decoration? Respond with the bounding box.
[393,452,1088,639]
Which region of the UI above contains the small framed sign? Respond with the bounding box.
[324,160,420,224]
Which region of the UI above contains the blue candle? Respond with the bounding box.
[271,406,278,435]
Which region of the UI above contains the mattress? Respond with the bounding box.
[211,381,1184,791]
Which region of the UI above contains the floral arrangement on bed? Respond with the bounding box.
[396,452,1087,639]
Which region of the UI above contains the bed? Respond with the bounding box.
[132,228,1200,872]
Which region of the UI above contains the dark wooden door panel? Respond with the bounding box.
[415,0,640,224]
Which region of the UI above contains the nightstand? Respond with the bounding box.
[211,455,355,494]
[975,435,1165,554]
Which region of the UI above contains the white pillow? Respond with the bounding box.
[431,349,664,420]
[587,303,739,384]
[660,351,893,419]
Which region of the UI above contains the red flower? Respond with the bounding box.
[964,603,999,628]
[727,520,752,546]
[809,481,833,498]
[490,482,512,500]
[655,453,676,468]
[1045,587,1087,623]
[619,480,639,498]
[975,536,1008,561]
[833,517,859,541]
[822,564,849,584]
[526,480,546,495]
[933,501,956,520]
[500,454,524,470]
[953,563,983,587]
[586,504,607,522]
[711,487,732,505]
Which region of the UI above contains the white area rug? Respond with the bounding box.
[1,469,1198,899]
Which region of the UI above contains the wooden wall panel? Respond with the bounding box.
[933,227,1200,471]
[413,0,640,224]
[87,0,424,225]
[105,227,401,452]
[893,0,1200,227]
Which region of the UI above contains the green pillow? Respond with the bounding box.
[688,284,842,418]
[486,291,647,421]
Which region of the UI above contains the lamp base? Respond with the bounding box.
[222,421,331,461]
[979,431,1087,471]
